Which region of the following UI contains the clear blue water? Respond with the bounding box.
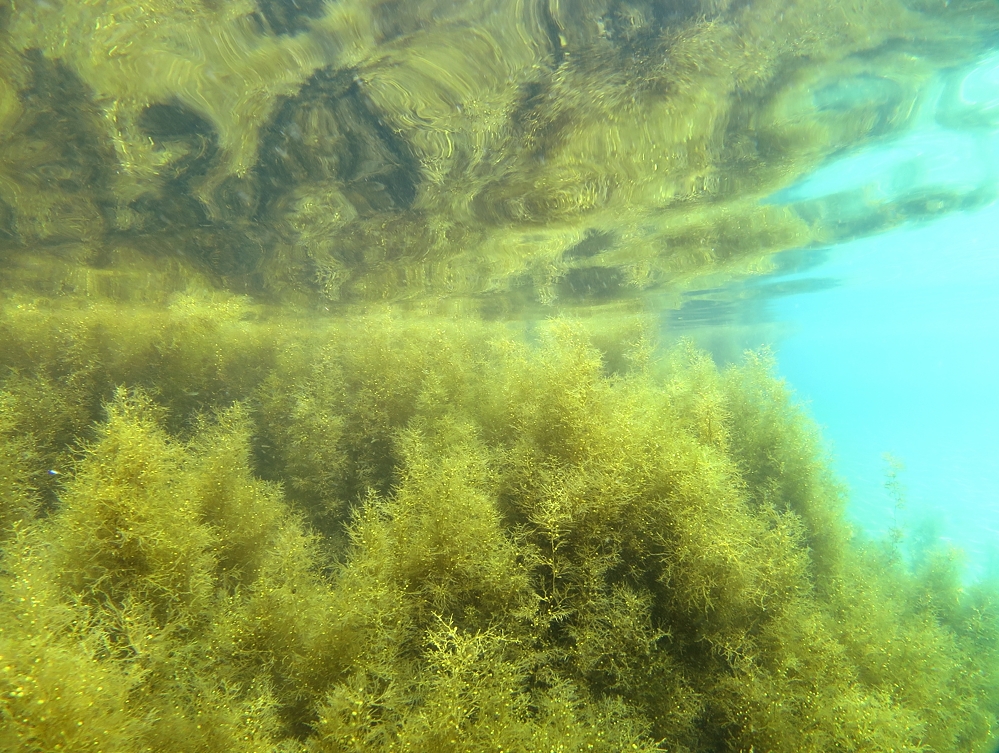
[673,52,999,580]
[771,207,999,580]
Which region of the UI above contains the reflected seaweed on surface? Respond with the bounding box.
[2,0,995,306]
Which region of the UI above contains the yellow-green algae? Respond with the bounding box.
[3,0,999,749]
[0,291,997,752]
[2,0,998,307]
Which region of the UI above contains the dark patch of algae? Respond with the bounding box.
[0,0,996,308]
[1,0,999,751]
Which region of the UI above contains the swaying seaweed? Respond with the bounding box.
[0,297,996,752]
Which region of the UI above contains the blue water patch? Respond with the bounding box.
[770,52,999,242]
[672,53,999,580]
[768,207,999,580]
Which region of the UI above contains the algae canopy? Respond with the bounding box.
[1,0,998,751]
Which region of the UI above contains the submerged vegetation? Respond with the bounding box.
[2,0,999,749]
[0,293,997,752]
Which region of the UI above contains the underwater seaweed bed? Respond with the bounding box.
[0,293,997,753]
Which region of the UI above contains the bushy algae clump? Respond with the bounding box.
[0,294,997,752]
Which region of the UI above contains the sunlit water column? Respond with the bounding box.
[762,52,999,580]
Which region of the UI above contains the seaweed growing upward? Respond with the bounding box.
[0,302,996,752]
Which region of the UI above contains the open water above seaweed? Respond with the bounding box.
[667,52,999,580]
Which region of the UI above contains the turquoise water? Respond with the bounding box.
[770,207,999,579]
[673,53,999,579]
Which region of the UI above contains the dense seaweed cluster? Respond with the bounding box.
[1,293,997,752]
